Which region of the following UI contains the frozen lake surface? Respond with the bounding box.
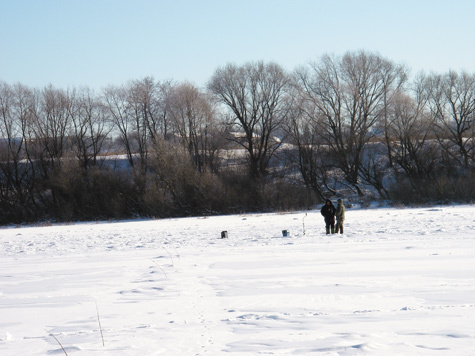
[1,205,475,355]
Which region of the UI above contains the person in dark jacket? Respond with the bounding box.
[320,199,336,234]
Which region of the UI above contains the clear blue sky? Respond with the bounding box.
[1,0,474,90]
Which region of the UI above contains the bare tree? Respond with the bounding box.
[68,87,112,170]
[359,142,391,200]
[297,51,407,196]
[104,77,177,204]
[0,83,29,215]
[387,89,440,198]
[208,61,291,179]
[103,81,147,197]
[103,84,135,164]
[0,82,44,220]
[144,80,173,144]
[30,85,72,175]
[424,71,475,167]
[283,83,330,201]
[168,82,223,172]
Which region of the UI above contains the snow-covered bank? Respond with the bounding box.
[1,205,475,355]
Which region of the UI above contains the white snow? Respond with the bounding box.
[1,205,475,355]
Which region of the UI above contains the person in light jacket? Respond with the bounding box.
[335,199,345,234]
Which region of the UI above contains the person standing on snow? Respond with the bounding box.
[320,199,336,234]
[335,199,345,234]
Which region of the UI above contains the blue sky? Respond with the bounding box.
[1,0,474,90]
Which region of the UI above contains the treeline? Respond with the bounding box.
[1,50,474,224]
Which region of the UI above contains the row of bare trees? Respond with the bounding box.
[1,51,474,223]
[289,52,474,202]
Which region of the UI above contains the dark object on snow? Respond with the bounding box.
[221,231,228,239]
[282,230,289,237]
[320,199,336,234]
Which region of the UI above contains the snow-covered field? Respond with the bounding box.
[1,205,475,355]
